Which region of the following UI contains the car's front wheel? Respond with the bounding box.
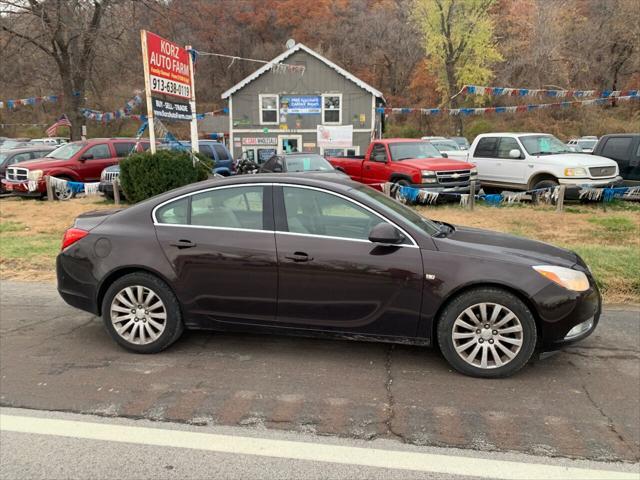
[101,272,184,353]
[437,288,537,378]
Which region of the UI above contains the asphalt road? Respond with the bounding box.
[0,280,639,468]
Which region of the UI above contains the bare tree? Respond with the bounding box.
[0,0,118,138]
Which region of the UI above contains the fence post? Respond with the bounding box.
[556,185,566,212]
[112,178,120,205]
[468,181,475,211]
[45,175,54,201]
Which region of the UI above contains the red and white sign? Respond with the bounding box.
[144,31,192,99]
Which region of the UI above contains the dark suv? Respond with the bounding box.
[592,133,640,186]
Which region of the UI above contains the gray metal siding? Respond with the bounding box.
[229,50,376,157]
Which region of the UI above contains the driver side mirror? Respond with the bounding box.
[441,152,448,158]
[509,149,522,159]
[80,153,93,161]
[369,223,404,245]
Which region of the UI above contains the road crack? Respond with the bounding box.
[568,360,639,462]
[383,344,405,443]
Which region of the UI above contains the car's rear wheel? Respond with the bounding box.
[437,288,537,378]
[101,272,183,353]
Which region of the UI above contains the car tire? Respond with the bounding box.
[437,287,537,378]
[101,272,184,354]
[52,178,76,201]
[532,179,559,190]
[392,179,410,201]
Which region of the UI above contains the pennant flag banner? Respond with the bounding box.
[81,91,144,122]
[376,94,639,116]
[0,91,80,110]
[461,85,638,98]
[48,177,101,197]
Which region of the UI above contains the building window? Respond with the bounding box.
[259,94,278,125]
[322,94,341,125]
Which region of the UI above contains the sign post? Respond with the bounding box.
[186,45,199,155]
[140,30,157,153]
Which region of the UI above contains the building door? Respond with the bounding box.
[278,135,303,154]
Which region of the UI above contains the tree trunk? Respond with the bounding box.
[445,61,463,136]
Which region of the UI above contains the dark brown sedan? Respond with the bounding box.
[57,174,600,377]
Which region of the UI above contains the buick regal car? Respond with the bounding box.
[57,174,600,378]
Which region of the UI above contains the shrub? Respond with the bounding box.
[119,149,212,203]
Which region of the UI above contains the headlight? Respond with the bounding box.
[564,167,587,177]
[470,167,477,175]
[421,170,435,176]
[533,265,590,292]
[27,170,43,180]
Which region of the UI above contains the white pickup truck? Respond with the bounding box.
[461,133,622,192]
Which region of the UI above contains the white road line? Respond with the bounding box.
[0,413,636,480]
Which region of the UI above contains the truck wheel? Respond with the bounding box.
[532,179,559,190]
[392,179,410,201]
[53,181,76,201]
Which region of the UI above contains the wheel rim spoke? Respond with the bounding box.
[111,285,167,346]
[452,302,523,370]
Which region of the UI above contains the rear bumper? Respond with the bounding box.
[56,254,100,315]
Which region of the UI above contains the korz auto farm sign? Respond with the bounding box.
[142,31,192,99]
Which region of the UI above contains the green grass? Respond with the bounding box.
[562,244,640,301]
[0,221,26,233]
[587,216,637,234]
[0,233,60,259]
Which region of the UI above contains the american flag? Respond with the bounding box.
[46,114,72,137]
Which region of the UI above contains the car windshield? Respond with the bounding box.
[451,137,469,147]
[46,143,84,160]
[353,185,440,236]
[519,135,571,155]
[285,154,333,172]
[578,139,597,149]
[432,140,460,151]
[389,142,442,161]
[0,153,8,163]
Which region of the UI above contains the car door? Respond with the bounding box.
[273,185,424,338]
[80,143,116,181]
[472,137,500,183]
[154,184,278,324]
[494,137,527,184]
[363,143,389,185]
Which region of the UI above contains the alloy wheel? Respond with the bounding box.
[54,185,74,201]
[110,285,167,345]
[451,302,524,369]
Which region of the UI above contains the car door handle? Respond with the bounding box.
[170,239,196,249]
[284,252,313,262]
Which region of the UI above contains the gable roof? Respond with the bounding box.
[221,43,384,100]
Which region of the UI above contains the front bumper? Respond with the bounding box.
[1,179,44,197]
[533,279,601,352]
[559,176,624,188]
[409,181,481,194]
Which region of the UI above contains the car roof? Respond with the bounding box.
[0,146,56,154]
[598,133,640,138]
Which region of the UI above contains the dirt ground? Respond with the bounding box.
[1,196,638,302]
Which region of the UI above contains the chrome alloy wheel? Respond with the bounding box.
[451,303,524,369]
[110,286,167,345]
[55,184,74,201]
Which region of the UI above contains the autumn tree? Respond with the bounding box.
[413,0,502,132]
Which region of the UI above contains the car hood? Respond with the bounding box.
[536,153,617,167]
[434,225,578,268]
[8,157,69,170]
[398,158,474,171]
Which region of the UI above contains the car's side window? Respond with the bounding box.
[601,137,631,161]
[213,144,229,161]
[199,145,215,160]
[474,137,499,158]
[191,186,264,230]
[156,197,189,224]
[84,144,111,160]
[371,144,387,162]
[282,187,388,241]
[114,143,136,158]
[497,138,522,159]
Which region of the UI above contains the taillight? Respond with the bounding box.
[61,228,89,250]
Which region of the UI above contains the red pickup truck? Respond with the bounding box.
[327,139,478,198]
[2,138,149,200]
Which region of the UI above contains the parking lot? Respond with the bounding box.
[1,280,638,464]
